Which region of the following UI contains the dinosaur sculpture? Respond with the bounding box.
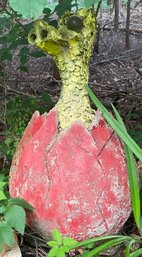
[9,8,131,240]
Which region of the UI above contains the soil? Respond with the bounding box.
[0,4,142,257]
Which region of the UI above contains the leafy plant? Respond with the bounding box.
[47,229,142,257]
[47,229,77,257]
[8,0,47,19]
[0,176,34,253]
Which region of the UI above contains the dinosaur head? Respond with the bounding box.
[28,8,96,61]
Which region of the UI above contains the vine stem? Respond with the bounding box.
[0,5,28,32]
[75,0,78,11]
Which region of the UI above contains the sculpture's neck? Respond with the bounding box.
[55,52,95,130]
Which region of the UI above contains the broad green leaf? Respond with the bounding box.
[42,92,53,107]
[81,250,90,257]
[8,197,34,211]
[54,0,73,17]
[0,241,3,253]
[84,0,98,9]
[0,47,12,61]
[86,85,142,162]
[0,174,7,182]
[29,51,46,58]
[8,0,47,19]
[4,205,26,235]
[0,204,7,214]
[0,190,7,200]
[57,248,66,257]
[53,229,62,245]
[19,47,29,68]
[60,245,69,253]
[48,246,59,257]
[18,66,28,72]
[0,181,6,189]
[111,104,140,229]
[63,237,78,247]
[0,223,14,247]
[48,240,58,247]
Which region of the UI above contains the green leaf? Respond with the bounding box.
[43,7,51,16]
[48,240,58,247]
[29,51,46,58]
[139,173,142,235]
[84,238,131,257]
[8,0,47,19]
[84,0,98,9]
[86,85,142,162]
[19,47,29,67]
[52,229,62,245]
[111,104,140,229]
[0,223,14,247]
[42,92,53,107]
[18,66,28,72]
[48,246,59,257]
[54,0,73,17]
[81,250,90,257]
[0,190,7,200]
[4,205,26,235]
[63,237,78,247]
[0,181,6,190]
[129,249,142,257]
[0,204,7,214]
[0,241,3,254]
[57,248,66,257]
[60,245,69,253]
[0,48,12,61]
[0,174,7,182]
[8,197,34,211]
[125,239,138,257]
[67,235,132,251]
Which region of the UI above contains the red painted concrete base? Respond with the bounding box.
[9,108,131,240]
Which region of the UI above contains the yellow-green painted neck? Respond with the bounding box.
[28,8,96,129]
[55,51,94,129]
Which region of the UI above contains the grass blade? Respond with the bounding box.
[83,237,130,257]
[86,85,142,162]
[111,104,140,229]
[129,249,142,257]
[68,235,131,250]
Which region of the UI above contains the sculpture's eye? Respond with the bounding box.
[31,33,36,42]
[67,15,84,33]
[40,29,48,39]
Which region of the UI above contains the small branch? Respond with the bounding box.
[2,6,27,32]
[125,0,131,48]
[114,0,119,31]
[103,26,142,34]
[95,0,102,17]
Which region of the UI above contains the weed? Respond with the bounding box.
[0,175,34,253]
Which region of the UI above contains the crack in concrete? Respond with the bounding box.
[97,130,114,157]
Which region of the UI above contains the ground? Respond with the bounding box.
[0,4,142,257]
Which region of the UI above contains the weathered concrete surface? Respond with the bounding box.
[9,109,131,241]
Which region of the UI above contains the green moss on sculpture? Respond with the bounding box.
[28,8,96,129]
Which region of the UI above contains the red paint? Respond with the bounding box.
[9,109,131,241]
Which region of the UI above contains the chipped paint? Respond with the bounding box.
[33,140,40,152]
